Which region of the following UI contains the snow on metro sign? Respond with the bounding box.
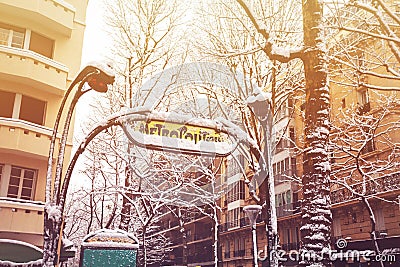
[122,113,236,157]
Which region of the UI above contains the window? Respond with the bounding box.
[333,217,341,237]
[273,157,295,182]
[29,32,54,59]
[0,91,15,118]
[358,89,368,105]
[293,227,299,244]
[224,240,230,258]
[0,90,46,126]
[5,165,37,200]
[275,190,292,207]
[289,127,295,148]
[226,180,245,203]
[227,207,242,228]
[0,23,55,59]
[357,89,370,114]
[284,228,290,244]
[374,208,385,232]
[19,95,46,125]
[291,157,296,174]
[0,23,25,48]
[233,237,245,257]
[226,155,245,178]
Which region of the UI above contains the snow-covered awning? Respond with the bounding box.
[0,239,42,264]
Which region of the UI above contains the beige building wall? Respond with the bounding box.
[0,0,89,248]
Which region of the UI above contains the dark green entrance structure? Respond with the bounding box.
[80,229,139,267]
[0,239,42,264]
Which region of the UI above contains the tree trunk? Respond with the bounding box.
[142,227,147,267]
[300,0,332,266]
[361,197,384,267]
[120,166,132,231]
[213,206,219,267]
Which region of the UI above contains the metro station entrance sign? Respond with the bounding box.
[122,113,236,157]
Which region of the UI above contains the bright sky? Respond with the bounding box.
[81,0,110,66]
[74,0,110,151]
[70,0,110,188]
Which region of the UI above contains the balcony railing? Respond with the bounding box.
[240,217,250,227]
[0,0,76,36]
[0,197,44,239]
[233,250,245,257]
[169,237,182,246]
[331,173,400,204]
[276,202,301,218]
[0,118,56,158]
[188,253,213,263]
[184,211,204,223]
[275,170,294,184]
[0,46,69,93]
[193,233,211,241]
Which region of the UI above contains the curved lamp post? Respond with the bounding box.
[244,205,262,267]
[247,91,279,267]
[43,61,115,266]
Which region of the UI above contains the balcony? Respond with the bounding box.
[0,46,68,95]
[274,170,295,184]
[0,0,76,37]
[192,233,212,242]
[331,173,400,204]
[187,253,213,264]
[0,197,44,247]
[233,250,245,257]
[169,237,183,247]
[0,118,55,159]
[276,202,301,218]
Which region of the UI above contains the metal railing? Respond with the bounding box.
[233,250,246,257]
[331,173,400,204]
[276,202,301,217]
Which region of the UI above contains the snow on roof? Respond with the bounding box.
[82,229,139,249]
[0,197,44,210]
[0,259,43,266]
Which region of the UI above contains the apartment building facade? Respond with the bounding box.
[159,64,400,267]
[0,0,88,259]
